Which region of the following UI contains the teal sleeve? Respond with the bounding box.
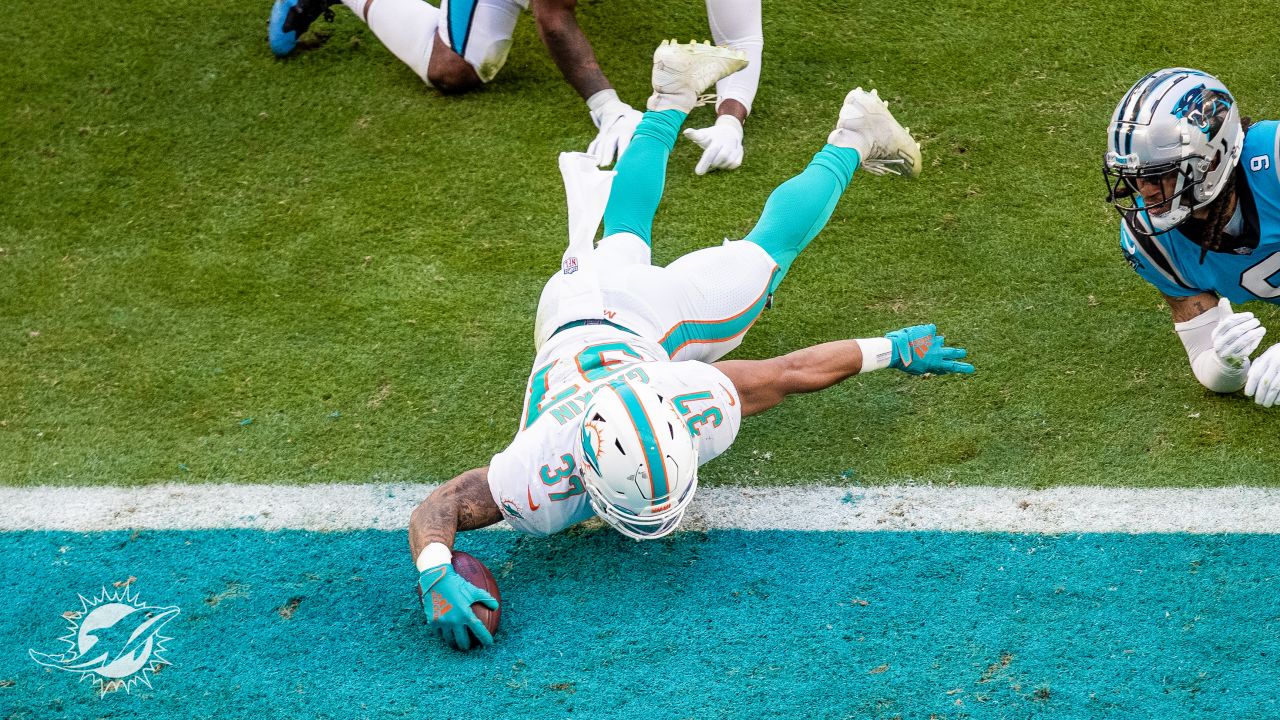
[601,109,688,246]
[743,144,861,293]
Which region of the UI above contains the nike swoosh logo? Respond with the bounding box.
[527,487,541,511]
[720,383,737,407]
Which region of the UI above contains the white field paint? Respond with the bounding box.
[3,483,1280,533]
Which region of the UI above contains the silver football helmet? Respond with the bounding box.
[1104,68,1243,236]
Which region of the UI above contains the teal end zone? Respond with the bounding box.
[4,530,1278,719]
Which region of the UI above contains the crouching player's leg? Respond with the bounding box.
[269,0,522,93]
[408,467,504,650]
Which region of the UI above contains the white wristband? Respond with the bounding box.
[855,337,893,373]
[1174,306,1249,393]
[415,542,453,572]
[586,88,620,113]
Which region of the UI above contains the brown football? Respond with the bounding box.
[452,551,502,643]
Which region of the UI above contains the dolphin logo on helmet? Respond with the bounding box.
[577,380,699,540]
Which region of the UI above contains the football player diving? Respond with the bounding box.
[1105,69,1280,406]
[266,0,763,171]
[408,40,975,650]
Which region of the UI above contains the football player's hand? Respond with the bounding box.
[418,564,499,651]
[588,99,642,168]
[1245,343,1280,407]
[885,324,974,376]
[683,115,744,175]
[1212,296,1266,367]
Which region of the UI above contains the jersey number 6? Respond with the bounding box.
[1240,252,1280,299]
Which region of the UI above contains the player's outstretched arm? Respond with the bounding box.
[409,467,504,650]
[529,0,609,100]
[1167,292,1267,395]
[715,324,974,417]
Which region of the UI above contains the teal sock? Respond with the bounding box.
[743,144,861,293]
[601,109,687,246]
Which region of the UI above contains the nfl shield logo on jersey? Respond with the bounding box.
[562,256,579,275]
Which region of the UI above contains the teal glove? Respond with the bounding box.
[885,324,974,376]
[418,564,499,651]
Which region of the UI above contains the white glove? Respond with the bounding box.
[587,90,642,168]
[1212,296,1266,367]
[682,114,744,175]
[1246,343,1280,407]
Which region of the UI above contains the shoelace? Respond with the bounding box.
[691,92,718,109]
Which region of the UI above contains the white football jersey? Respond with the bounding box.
[488,325,742,536]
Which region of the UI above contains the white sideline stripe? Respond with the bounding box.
[3,484,1280,533]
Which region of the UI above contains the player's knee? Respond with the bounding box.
[468,37,512,83]
[427,35,514,91]
[427,55,482,94]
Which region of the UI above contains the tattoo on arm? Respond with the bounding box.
[408,467,502,559]
[1166,292,1219,323]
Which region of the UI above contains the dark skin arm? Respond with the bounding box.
[408,467,503,560]
[714,339,866,418]
[717,99,748,124]
[530,0,611,100]
[1166,291,1220,323]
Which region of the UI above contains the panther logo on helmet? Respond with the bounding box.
[1171,84,1233,137]
[1103,68,1244,238]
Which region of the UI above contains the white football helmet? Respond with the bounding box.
[578,381,699,540]
[1104,68,1243,236]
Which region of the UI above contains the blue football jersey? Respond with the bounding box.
[1121,120,1280,304]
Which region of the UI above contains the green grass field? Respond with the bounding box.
[4,0,1280,488]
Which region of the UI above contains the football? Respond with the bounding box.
[452,551,502,643]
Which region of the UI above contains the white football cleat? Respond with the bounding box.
[647,39,748,113]
[828,88,922,178]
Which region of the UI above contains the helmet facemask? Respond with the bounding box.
[582,467,698,540]
[1104,158,1203,235]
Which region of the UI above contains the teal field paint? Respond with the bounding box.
[5,530,1278,718]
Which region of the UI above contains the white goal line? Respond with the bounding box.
[3,483,1279,534]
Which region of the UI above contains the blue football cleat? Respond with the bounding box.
[268,0,340,57]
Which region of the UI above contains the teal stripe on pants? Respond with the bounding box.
[658,266,779,357]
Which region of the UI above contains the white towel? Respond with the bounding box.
[532,153,617,350]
